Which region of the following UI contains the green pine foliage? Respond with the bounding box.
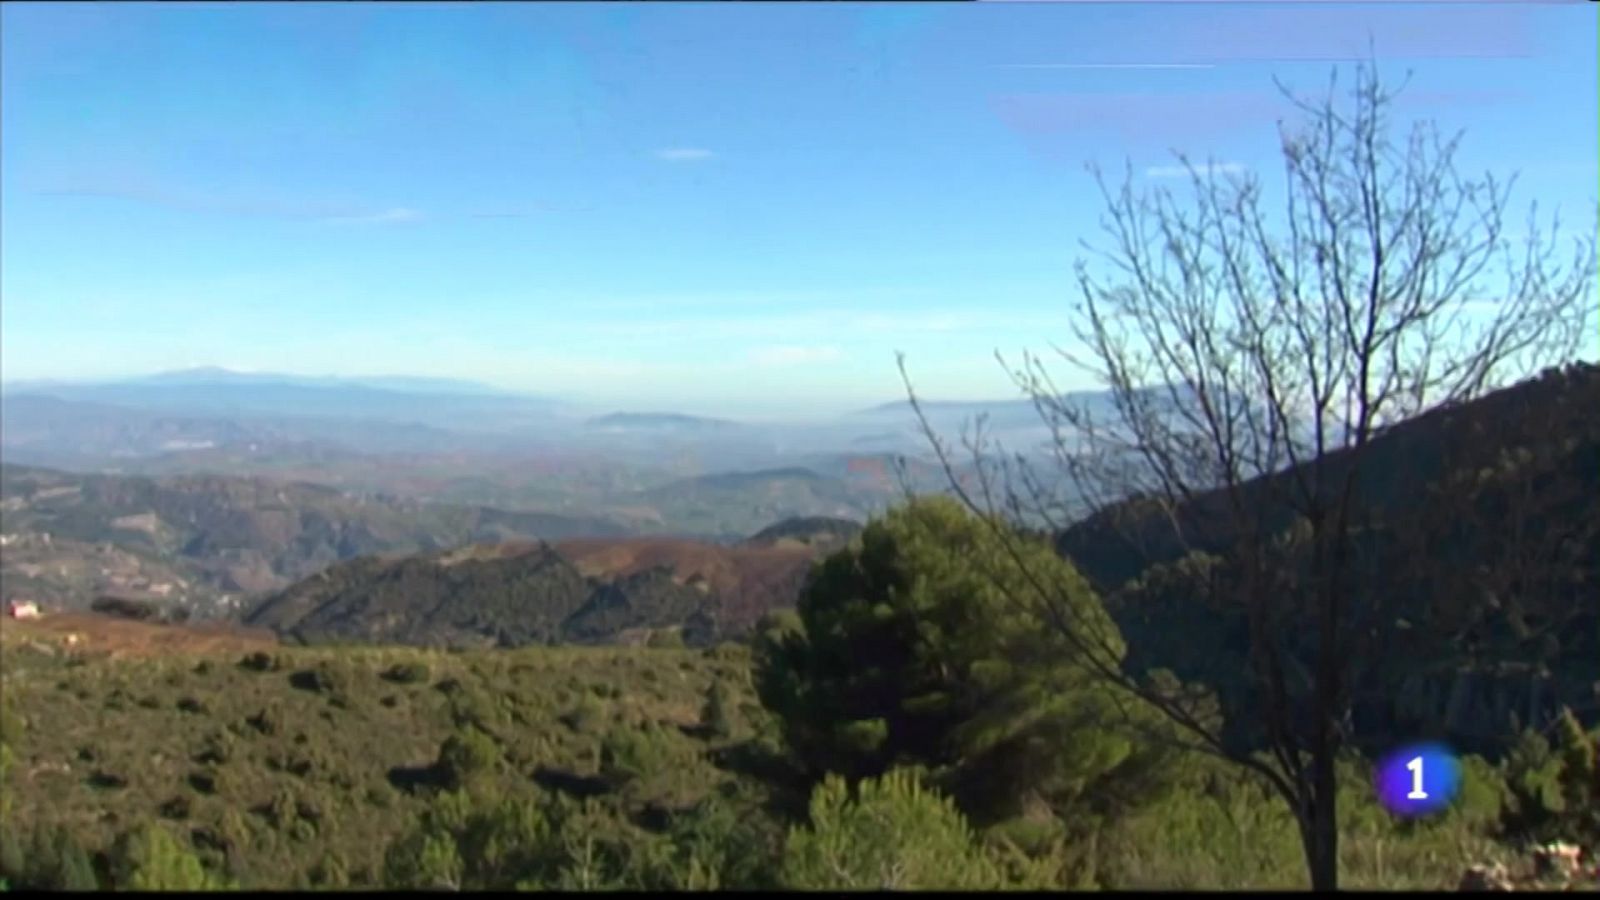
[778,768,1021,890]
[437,726,503,793]
[701,680,735,740]
[109,822,233,890]
[756,496,1176,827]
[1501,707,1600,848]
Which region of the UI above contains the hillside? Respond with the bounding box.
[241,518,846,649]
[3,568,1583,892]
[637,467,881,539]
[0,464,631,617]
[740,516,864,552]
[0,620,768,890]
[1056,363,1600,756]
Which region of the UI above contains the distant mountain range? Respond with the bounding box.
[584,412,738,432]
[6,367,519,397]
[0,367,1088,541]
[3,370,563,432]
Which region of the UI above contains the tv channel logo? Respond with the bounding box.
[1375,743,1461,817]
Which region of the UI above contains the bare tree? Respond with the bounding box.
[898,64,1596,891]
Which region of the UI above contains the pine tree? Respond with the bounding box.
[702,681,735,740]
[109,823,229,890]
[438,726,502,794]
[1553,708,1600,848]
[779,768,1034,890]
[0,830,23,887]
[756,496,1173,825]
[52,834,99,891]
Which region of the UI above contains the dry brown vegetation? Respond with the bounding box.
[3,613,278,660]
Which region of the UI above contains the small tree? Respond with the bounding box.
[0,690,20,823]
[1502,708,1600,849]
[109,823,230,890]
[901,62,1596,890]
[701,681,736,740]
[8,826,100,891]
[385,830,464,891]
[437,726,502,794]
[779,768,1044,890]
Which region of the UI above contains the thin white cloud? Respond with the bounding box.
[654,147,716,163]
[320,207,424,226]
[747,345,844,367]
[1145,162,1249,179]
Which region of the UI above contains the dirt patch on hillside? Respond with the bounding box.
[1,613,278,659]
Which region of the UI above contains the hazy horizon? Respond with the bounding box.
[3,2,1595,420]
[0,363,1061,424]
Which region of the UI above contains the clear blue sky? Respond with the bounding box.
[2,2,1595,417]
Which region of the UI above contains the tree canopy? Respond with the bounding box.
[756,495,1173,825]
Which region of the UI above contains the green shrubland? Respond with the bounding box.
[1,496,1593,891]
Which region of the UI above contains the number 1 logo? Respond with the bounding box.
[1377,744,1458,816]
[1405,756,1428,800]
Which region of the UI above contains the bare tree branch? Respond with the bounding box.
[899,62,1598,892]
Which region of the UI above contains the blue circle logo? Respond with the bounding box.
[1374,743,1460,817]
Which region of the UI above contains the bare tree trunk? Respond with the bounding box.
[1297,787,1340,892]
[1309,747,1340,891]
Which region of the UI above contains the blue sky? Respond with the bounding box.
[2,2,1595,418]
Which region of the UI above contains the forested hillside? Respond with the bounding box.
[242,519,854,649]
[1057,363,1600,758]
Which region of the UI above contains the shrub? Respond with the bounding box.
[90,596,159,621]
[385,789,662,891]
[108,822,231,890]
[3,825,100,890]
[1096,755,1304,890]
[779,768,1016,890]
[560,694,607,734]
[382,661,432,685]
[649,787,784,890]
[385,830,464,890]
[1501,708,1600,848]
[309,851,351,888]
[0,832,22,886]
[448,688,511,737]
[239,652,278,673]
[597,722,698,801]
[0,690,19,821]
[289,661,351,698]
[438,727,502,793]
[646,629,685,650]
[701,681,736,741]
